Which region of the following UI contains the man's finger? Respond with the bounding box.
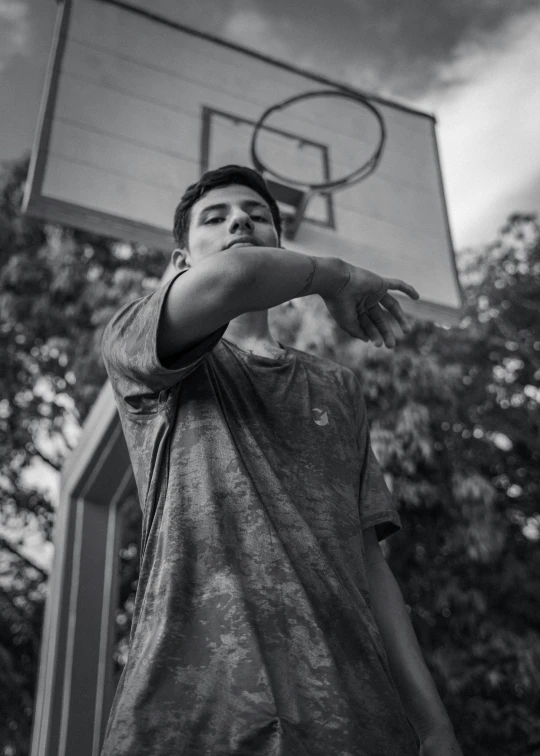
[358,304,395,348]
[353,322,369,342]
[380,293,411,333]
[384,279,420,301]
[358,310,383,345]
[367,305,396,348]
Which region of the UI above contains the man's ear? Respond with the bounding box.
[172,247,191,271]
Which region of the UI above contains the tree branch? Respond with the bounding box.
[516,298,540,313]
[0,535,49,578]
[32,445,62,472]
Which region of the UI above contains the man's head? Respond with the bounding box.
[172,165,282,271]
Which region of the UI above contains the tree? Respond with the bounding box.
[320,213,540,755]
[0,156,168,755]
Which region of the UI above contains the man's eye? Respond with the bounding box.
[205,217,223,224]
[253,215,268,222]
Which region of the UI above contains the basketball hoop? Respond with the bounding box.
[250,89,386,239]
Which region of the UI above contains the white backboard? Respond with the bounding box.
[24,0,463,323]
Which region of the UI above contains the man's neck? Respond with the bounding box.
[224,310,283,353]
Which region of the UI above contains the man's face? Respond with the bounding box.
[174,184,280,270]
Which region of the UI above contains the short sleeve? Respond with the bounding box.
[344,368,402,542]
[101,269,228,416]
[358,441,401,541]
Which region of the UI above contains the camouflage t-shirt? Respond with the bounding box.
[99,270,419,756]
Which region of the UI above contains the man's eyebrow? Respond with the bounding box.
[198,200,270,217]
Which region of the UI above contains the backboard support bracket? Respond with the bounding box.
[264,179,313,240]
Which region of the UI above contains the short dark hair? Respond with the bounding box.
[173,165,282,248]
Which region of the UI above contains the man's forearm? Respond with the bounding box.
[366,557,455,740]
[226,246,348,311]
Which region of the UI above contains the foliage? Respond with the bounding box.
[0,154,539,755]
[0,155,168,755]
[322,213,540,755]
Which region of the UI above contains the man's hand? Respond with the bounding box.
[419,727,464,756]
[322,264,420,348]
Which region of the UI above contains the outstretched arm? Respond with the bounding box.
[363,526,464,755]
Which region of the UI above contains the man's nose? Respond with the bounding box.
[229,211,254,233]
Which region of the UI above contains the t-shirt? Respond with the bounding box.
[99,269,419,756]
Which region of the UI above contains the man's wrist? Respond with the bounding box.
[312,256,349,299]
[419,723,463,756]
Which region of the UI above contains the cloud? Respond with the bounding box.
[215,1,540,248]
[0,0,30,73]
[190,0,540,248]
[213,0,540,98]
[412,8,540,248]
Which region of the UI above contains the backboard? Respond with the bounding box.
[23,0,463,323]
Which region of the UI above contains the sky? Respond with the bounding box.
[1,0,540,565]
[1,0,539,251]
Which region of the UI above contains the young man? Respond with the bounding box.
[100,165,463,756]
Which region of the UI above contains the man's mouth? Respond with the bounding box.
[225,237,258,249]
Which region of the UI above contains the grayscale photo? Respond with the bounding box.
[1,1,539,755]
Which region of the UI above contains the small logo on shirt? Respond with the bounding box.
[312,408,329,426]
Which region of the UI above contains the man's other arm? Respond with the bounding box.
[157,248,347,361]
[158,245,418,362]
[363,526,464,756]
